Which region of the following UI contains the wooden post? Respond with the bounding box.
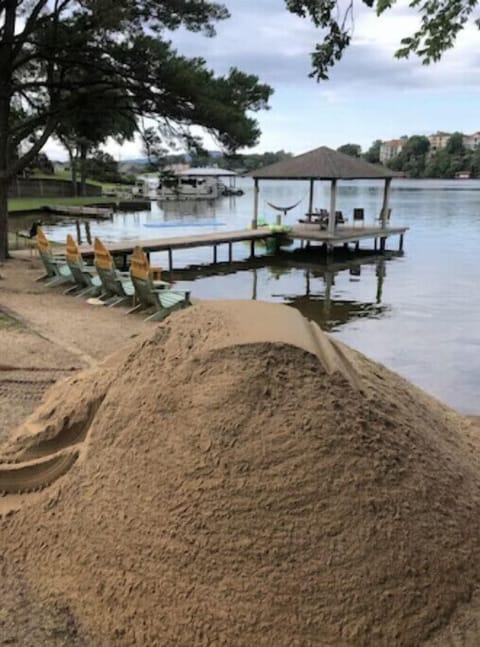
[376,260,386,303]
[168,248,173,272]
[213,244,217,264]
[399,233,404,251]
[75,219,82,244]
[85,221,92,245]
[355,241,360,252]
[308,179,314,221]
[228,242,233,263]
[328,179,337,235]
[250,239,255,257]
[380,237,386,252]
[251,178,259,229]
[381,177,392,228]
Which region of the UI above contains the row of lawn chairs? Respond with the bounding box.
[36,228,190,322]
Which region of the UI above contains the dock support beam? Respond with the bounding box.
[251,178,259,229]
[168,248,173,272]
[399,233,404,251]
[380,237,386,252]
[381,177,392,228]
[328,179,337,236]
[308,179,314,221]
[213,245,217,264]
[250,240,255,257]
[228,242,233,263]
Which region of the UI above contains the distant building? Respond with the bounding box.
[463,132,480,150]
[53,161,70,174]
[379,139,407,164]
[455,170,472,179]
[428,132,451,153]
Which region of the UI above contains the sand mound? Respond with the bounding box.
[1,301,480,645]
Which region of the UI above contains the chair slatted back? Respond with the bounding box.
[66,234,89,287]
[36,227,58,276]
[94,237,125,296]
[130,246,158,309]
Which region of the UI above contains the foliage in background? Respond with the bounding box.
[337,143,361,158]
[0,0,273,259]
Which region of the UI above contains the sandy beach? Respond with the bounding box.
[1,255,480,645]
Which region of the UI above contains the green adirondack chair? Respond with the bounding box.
[128,246,190,321]
[94,237,135,307]
[65,234,103,297]
[36,227,73,287]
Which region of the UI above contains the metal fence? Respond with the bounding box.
[8,178,102,198]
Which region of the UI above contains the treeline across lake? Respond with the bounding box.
[337,135,480,179]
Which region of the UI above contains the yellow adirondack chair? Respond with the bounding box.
[129,246,190,321]
[93,237,135,307]
[65,234,103,297]
[36,227,73,287]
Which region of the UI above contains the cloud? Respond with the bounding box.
[169,1,480,92]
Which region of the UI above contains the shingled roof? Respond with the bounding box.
[250,146,394,180]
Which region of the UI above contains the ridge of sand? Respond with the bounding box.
[1,301,480,645]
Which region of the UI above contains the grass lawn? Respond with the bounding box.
[8,195,118,213]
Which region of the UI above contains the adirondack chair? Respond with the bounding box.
[128,246,190,321]
[36,227,73,287]
[93,237,135,307]
[65,234,103,297]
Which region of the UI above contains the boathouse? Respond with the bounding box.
[250,146,406,251]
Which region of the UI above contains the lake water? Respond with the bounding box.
[38,178,480,414]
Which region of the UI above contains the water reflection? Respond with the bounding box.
[172,252,391,332]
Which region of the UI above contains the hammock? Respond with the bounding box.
[267,198,303,215]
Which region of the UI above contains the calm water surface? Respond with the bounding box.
[40,178,480,413]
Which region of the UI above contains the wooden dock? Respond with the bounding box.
[78,224,407,271]
[289,223,408,251]
[43,205,113,219]
[80,227,274,270]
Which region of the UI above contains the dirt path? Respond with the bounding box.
[0,256,152,439]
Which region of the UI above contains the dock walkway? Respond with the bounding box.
[78,224,407,270]
[81,227,274,270]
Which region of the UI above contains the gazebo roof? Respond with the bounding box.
[250,146,394,181]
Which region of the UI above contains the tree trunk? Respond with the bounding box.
[79,143,88,197]
[0,0,16,262]
[70,151,78,197]
[0,179,9,261]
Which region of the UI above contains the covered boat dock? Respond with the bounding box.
[250,146,408,251]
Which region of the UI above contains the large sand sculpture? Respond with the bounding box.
[1,301,480,645]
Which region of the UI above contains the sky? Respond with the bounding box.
[45,0,480,161]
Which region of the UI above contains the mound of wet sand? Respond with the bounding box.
[1,301,480,646]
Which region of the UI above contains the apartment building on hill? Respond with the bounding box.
[379,139,407,164]
[428,132,451,152]
[463,132,480,150]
